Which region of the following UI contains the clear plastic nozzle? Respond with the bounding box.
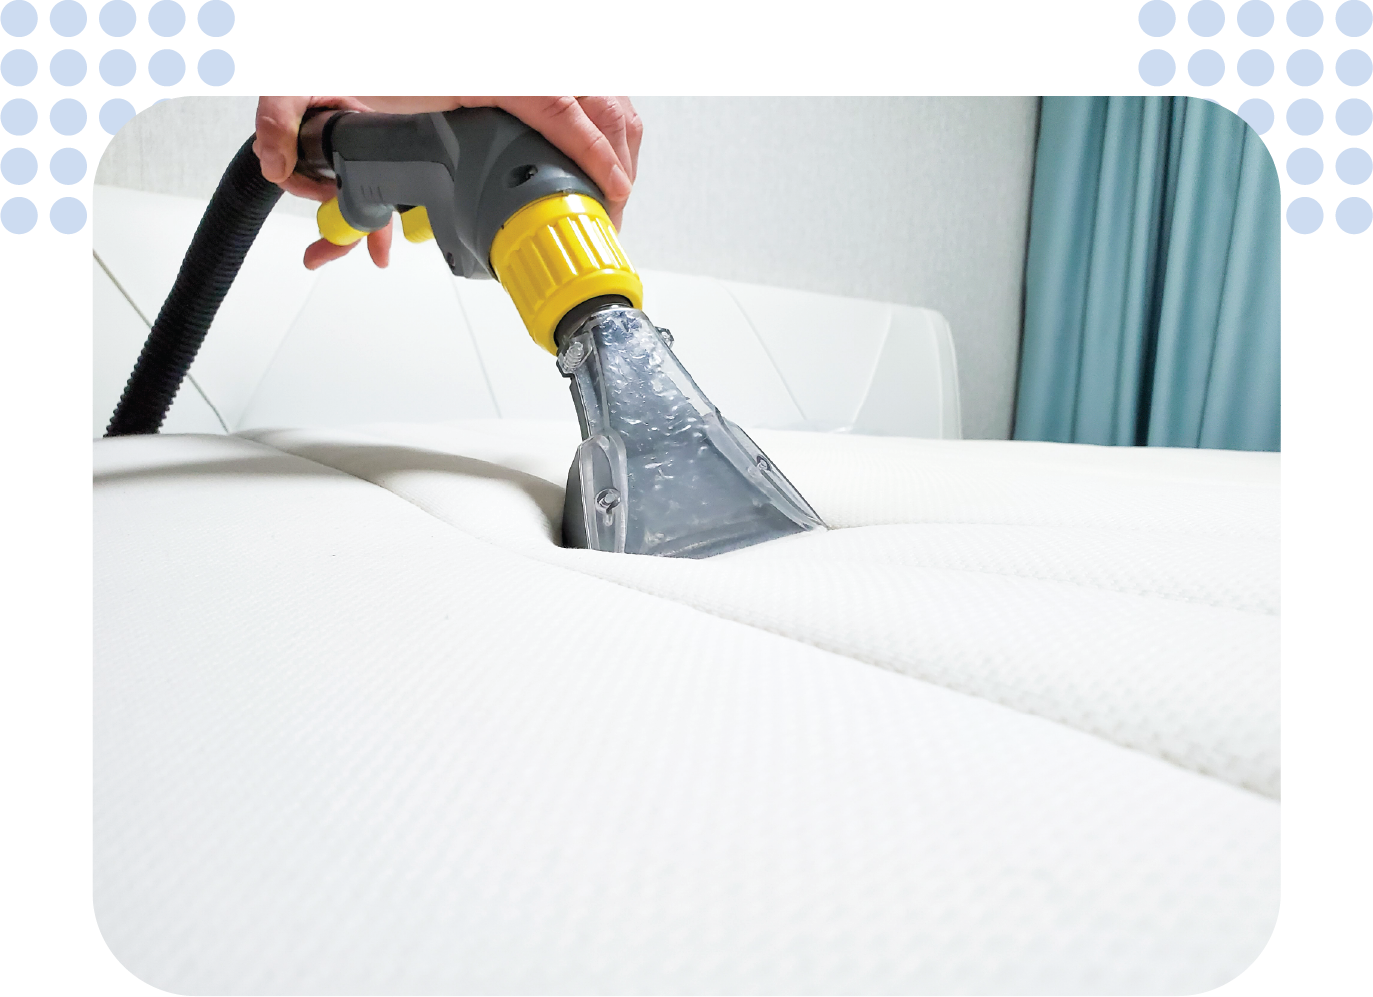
[558,305,826,558]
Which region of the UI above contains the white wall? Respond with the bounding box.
[96,96,1039,439]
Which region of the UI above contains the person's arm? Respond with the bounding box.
[253,96,643,271]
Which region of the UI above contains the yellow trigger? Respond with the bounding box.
[401,206,434,243]
[316,197,366,246]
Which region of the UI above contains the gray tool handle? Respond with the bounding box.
[296,107,603,279]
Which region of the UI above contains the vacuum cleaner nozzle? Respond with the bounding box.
[558,304,826,558]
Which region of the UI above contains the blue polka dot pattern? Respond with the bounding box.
[50,147,86,184]
[2,197,37,233]
[50,98,87,134]
[2,146,37,183]
[1287,147,1324,183]
[197,48,233,85]
[1337,49,1372,84]
[1189,49,1225,85]
[1338,1,1372,35]
[2,97,37,134]
[99,97,134,134]
[198,0,233,36]
[50,49,87,86]
[1239,98,1276,133]
[1188,1,1224,36]
[50,0,87,36]
[148,0,184,36]
[1238,49,1275,85]
[1287,197,1323,232]
[1288,98,1325,134]
[1,1,37,36]
[1337,98,1373,133]
[1288,49,1324,85]
[1335,196,1372,231]
[148,48,184,85]
[1139,1,1176,36]
[1238,0,1275,35]
[2,48,38,85]
[1336,147,1373,182]
[50,196,86,233]
[1287,0,1324,36]
[0,0,232,236]
[99,48,135,85]
[99,0,134,35]
[1140,49,1176,85]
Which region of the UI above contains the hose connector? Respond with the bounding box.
[489,193,642,354]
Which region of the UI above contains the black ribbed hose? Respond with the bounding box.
[105,135,284,436]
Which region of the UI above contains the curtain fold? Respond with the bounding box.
[1013,97,1280,451]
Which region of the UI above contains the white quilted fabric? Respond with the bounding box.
[94,429,1279,994]
[244,421,1280,798]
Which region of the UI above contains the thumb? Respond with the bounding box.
[253,96,310,183]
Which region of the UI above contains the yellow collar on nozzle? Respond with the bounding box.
[489,193,643,354]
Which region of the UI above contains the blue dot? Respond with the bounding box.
[1238,49,1275,83]
[1338,97,1373,132]
[2,197,37,234]
[50,98,86,134]
[1,48,37,84]
[1288,48,1325,84]
[0,0,36,35]
[98,48,134,84]
[99,0,134,35]
[50,147,86,184]
[1140,49,1177,84]
[49,0,86,36]
[1337,147,1373,181]
[2,97,36,134]
[1287,0,1324,35]
[50,196,86,234]
[1189,1,1224,35]
[148,48,184,84]
[1,1,37,36]
[1239,98,1276,133]
[99,97,135,134]
[1189,49,1225,84]
[1288,147,1324,183]
[1287,196,1323,231]
[1336,195,1372,230]
[1,147,36,183]
[148,0,183,35]
[197,47,232,85]
[1338,1,1372,35]
[197,0,232,35]
[50,48,86,85]
[1140,1,1176,35]
[1288,97,1325,133]
[1238,0,1275,34]
[1337,49,1372,83]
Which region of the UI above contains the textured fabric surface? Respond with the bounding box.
[94,431,1279,994]
[246,421,1280,798]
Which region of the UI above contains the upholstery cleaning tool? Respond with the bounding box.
[106,108,825,558]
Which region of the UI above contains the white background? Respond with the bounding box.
[2,0,1370,993]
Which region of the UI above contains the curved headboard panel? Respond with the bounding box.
[93,185,961,440]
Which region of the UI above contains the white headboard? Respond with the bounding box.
[93,185,961,440]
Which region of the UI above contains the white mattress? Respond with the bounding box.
[93,424,1279,994]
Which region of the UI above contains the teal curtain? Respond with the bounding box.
[1013,97,1280,451]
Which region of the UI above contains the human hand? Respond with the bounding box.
[253,96,643,271]
[254,96,393,270]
